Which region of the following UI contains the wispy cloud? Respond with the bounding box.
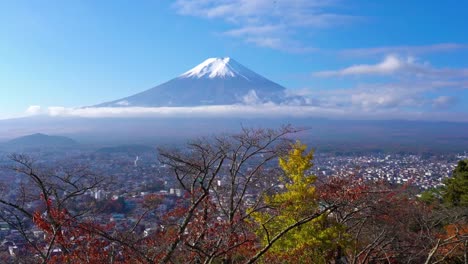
[314,54,468,79]
[223,25,282,37]
[432,96,456,109]
[309,53,468,116]
[340,43,468,57]
[173,0,356,52]
[315,55,408,76]
[290,84,421,110]
[25,105,42,115]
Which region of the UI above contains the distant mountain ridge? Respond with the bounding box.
[97,57,287,107]
[0,118,467,153]
[2,133,77,150]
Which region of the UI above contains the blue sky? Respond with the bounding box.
[1,0,467,120]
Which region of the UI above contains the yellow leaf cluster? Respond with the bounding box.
[252,141,347,262]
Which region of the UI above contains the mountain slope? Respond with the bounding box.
[2,133,78,150]
[97,57,286,107]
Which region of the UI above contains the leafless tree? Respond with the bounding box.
[155,126,340,264]
[0,154,106,263]
[156,126,296,262]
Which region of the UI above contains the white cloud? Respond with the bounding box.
[349,90,421,109]
[15,100,458,121]
[174,0,337,22]
[306,53,467,114]
[173,0,356,52]
[310,55,468,114]
[242,90,260,105]
[25,105,42,115]
[432,96,456,109]
[224,25,282,37]
[45,105,342,118]
[314,55,416,76]
[36,105,467,122]
[115,100,130,106]
[314,54,468,80]
[341,43,468,57]
[292,78,465,112]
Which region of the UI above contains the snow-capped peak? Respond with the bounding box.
[180,57,253,80]
[96,56,287,108]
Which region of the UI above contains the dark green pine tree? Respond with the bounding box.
[442,160,468,207]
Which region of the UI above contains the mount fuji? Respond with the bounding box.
[97,57,288,107]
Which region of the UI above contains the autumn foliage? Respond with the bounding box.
[1,129,467,263]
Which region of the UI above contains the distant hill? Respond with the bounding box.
[0,117,468,154]
[2,133,78,150]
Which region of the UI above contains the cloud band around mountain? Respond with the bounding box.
[21,104,468,122]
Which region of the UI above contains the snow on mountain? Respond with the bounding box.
[181,57,257,80]
[97,57,288,107]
